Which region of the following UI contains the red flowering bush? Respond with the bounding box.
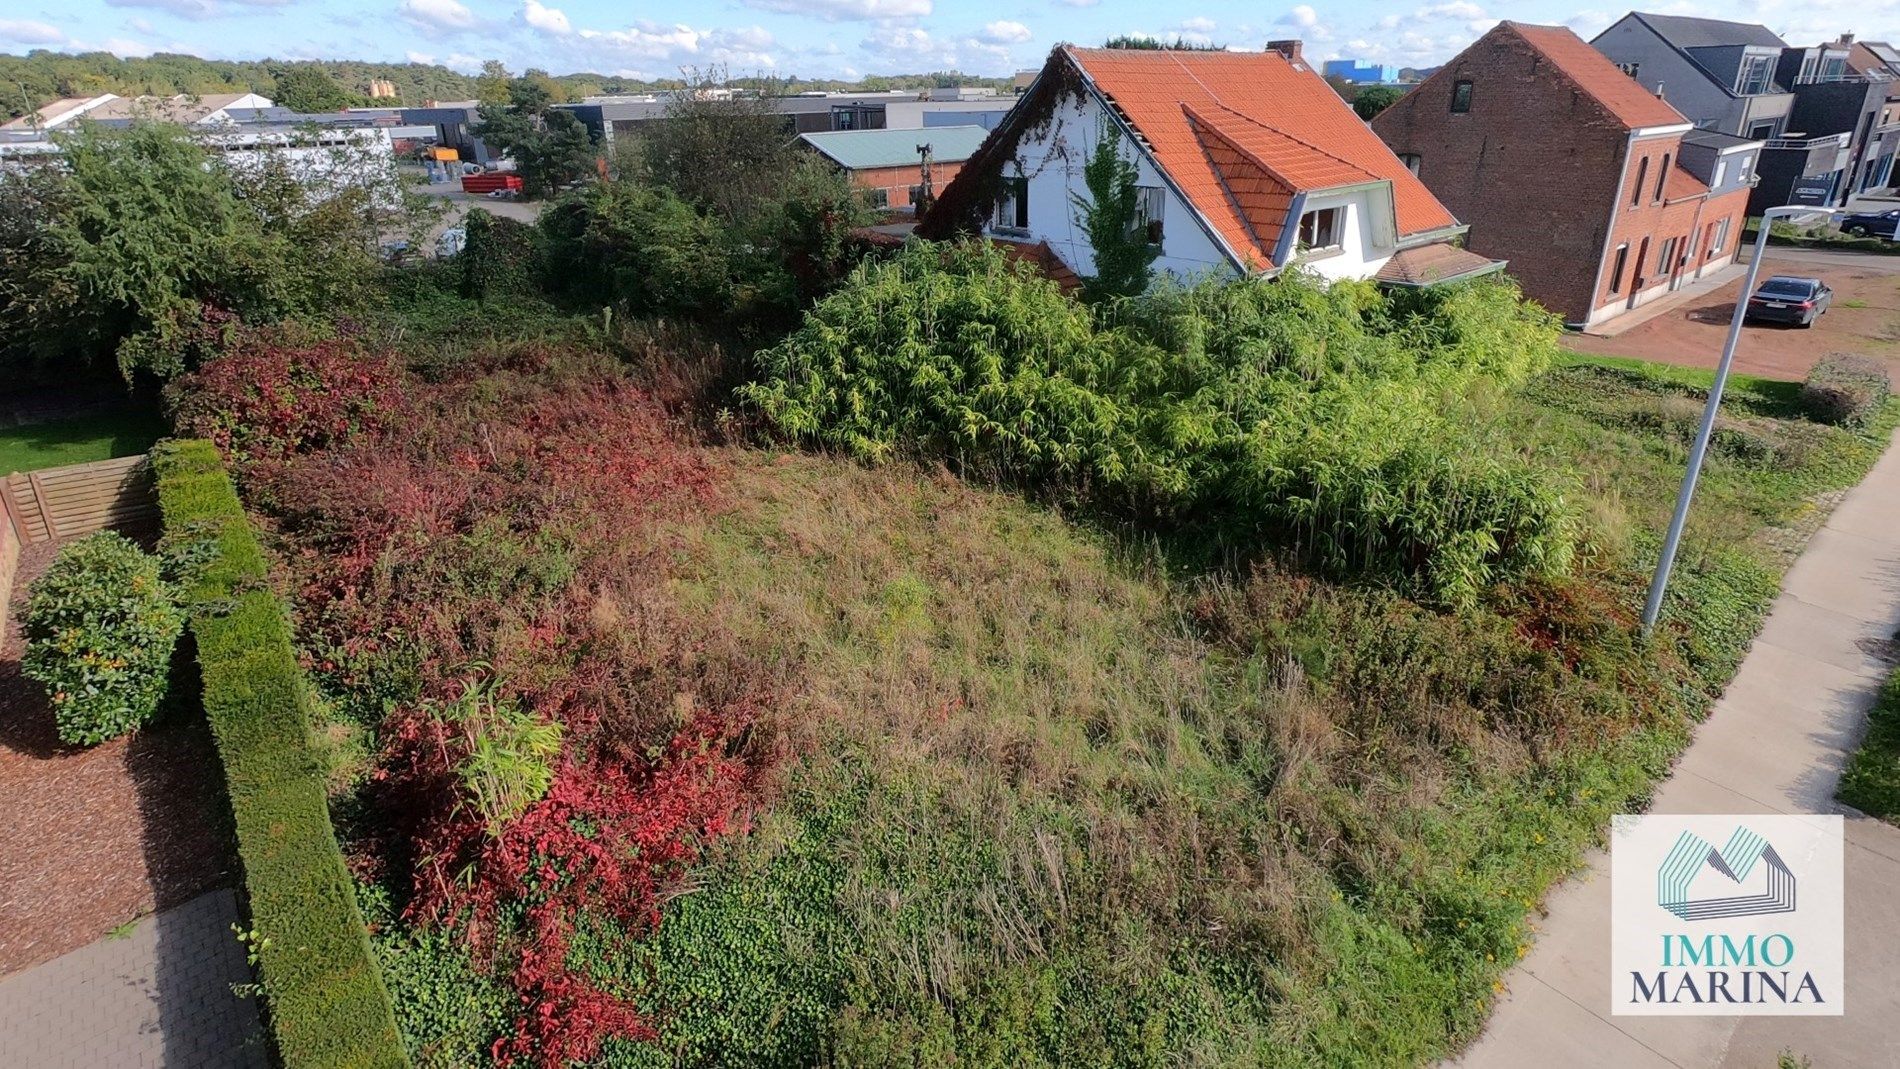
[170,331,406,469]
[192,345,767,1063]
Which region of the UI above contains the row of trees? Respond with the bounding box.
[1,50,1009,122]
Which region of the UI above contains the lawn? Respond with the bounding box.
[1839,658,1900,823]
[173,322,1895,1067]
[0,407,169,476]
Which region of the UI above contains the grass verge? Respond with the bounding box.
[153,438,407,1069]
[1839,652,1900,822]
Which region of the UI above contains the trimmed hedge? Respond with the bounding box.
[153,439,407,1069]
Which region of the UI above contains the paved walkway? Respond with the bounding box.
[0,889,267,1068]
[1454,438,1900,1066]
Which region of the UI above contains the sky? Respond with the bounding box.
[3,0,1899,83]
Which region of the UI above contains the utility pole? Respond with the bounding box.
[1641,205,1832,633]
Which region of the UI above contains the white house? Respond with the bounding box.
[920,43,1501,290]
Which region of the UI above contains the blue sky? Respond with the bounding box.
[2,1,1896,82]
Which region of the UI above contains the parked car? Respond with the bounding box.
[1838,209,1900,240]
[1744,275,1832,327]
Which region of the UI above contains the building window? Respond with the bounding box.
[1736,54,1774,95]
[1450,80,1473,113]
[1655,152,1671,202]
[1711,217,1731,254]
[1298,206,1343,252]
[1398,152,1422,175]
[1713,159,1729,187]
[992,175,1029,232]
[1617,61,1641,79]
[1134,185,1165,245]
[1610,243,1629,294]
[1632,156,1649,206]
[868,187,889,208]
[1749,120,1778,140]
[1657,236,1677,274]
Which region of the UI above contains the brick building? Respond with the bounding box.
[797,125,989,210]
[1373,22,1756,328]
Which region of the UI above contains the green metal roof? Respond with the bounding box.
[798,125,992,170]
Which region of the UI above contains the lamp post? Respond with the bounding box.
[1641,205,1832,634]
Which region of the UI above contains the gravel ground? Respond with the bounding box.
[0,539,237,977]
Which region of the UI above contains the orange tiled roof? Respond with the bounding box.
[1662,162,1712,201]
[1066,46,1458,270]
[1503,23,1690,130]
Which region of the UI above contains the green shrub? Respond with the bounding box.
[746,244,1577,604]
[20,531,184,746]
[459,208,539,301]
[434,672,562,834]
[1800,353,1890,427]
[153,439,407,1069]
[537,181,732,318]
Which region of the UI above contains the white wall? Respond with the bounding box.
[983,89,1398,287]
[1285,187,1393,282]
[984,91,1237,284]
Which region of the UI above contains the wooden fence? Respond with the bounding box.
[1,454,159,637]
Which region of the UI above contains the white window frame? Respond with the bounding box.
[1297,206,1343,253]
[1711,217,1731,255]
[1713,159,1729,187]
[991,174,1029,234]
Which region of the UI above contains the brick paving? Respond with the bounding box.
[0,889,268,1068]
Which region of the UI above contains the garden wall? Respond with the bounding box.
[153,439,408,1069]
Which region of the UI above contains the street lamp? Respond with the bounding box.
[1640,204,1834,634]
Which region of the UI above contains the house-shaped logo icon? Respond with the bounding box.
[1657,826,1796,921]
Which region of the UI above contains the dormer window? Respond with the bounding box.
[1297,207,1343,252]
[1736,54,1774,95]
[1450,79,1473,113]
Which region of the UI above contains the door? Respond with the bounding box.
[1665,237,1685,292]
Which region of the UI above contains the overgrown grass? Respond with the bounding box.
[1839,651,1900,822]
[583,356,1894,1066]
[0,405,167,475]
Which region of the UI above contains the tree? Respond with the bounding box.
[641,66,795,225]
[537,182,732,318]
[272,65,356,112]
[472,74,598,198]
[476,59,512,106]
[1071,118,1159,302]
[1352,85,1405,121]
[0,123,388,380]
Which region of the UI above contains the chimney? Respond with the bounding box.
[1840,32,1856,46]
[1267,39,1304,63]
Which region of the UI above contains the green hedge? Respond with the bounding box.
[153,438,407,1069]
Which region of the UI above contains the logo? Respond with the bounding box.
[1611,814,1842,1016]
[1657,826,1794,921]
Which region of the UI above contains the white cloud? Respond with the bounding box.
[1055,0,1099,7]
[746,0,931,22]
[405,49,434,64]
[0,19,65,44]
[443,52,482,73]
[100,36,157,56]
[978,19,1031,44]
[400,0,475,32]
[1179,16,1217,34]
[566,22,778,75]
[522,0,570,36]
[1279,5,1319,29]
[103,0,285,18]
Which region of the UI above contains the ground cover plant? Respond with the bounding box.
[172,260,1896,1068]
[1838,655,1900,823]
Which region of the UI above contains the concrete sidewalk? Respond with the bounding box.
[1453,439,1900,1067]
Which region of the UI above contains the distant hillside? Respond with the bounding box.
[0,50,1011,120]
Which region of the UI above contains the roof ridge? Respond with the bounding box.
[1500,21,1687,130]
[1194,100,1378,184]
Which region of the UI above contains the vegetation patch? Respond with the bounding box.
[153,438,406,1069]
[19,531,183,746]
[1839,651,1900,823]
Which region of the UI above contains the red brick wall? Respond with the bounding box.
[1373,29,1632,323]
[1591,142,1706,316]
[847,161,967,209]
